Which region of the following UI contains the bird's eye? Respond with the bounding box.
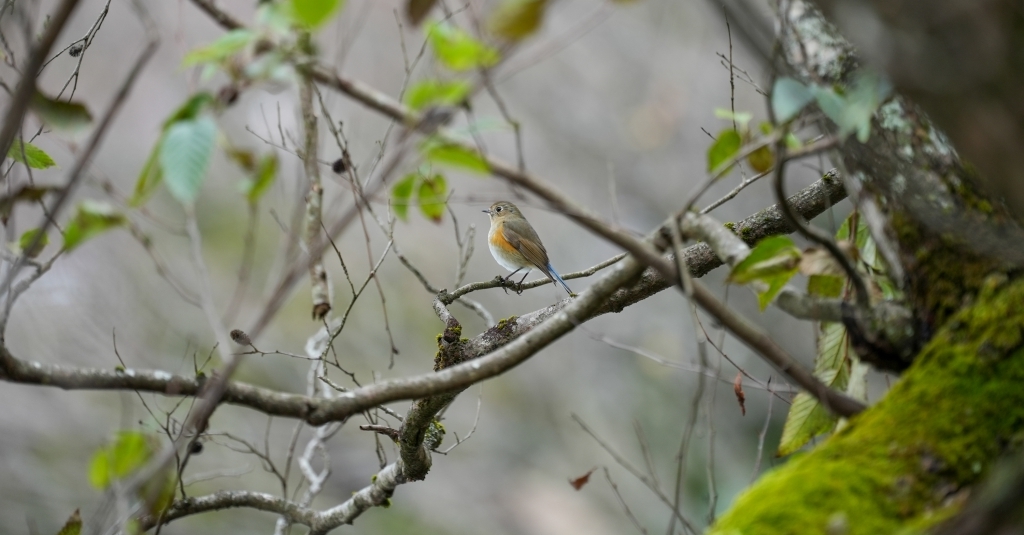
[495,206,502,212]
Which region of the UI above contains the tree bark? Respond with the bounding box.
[709,2,1024,533]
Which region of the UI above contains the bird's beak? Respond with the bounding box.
[482,209,491,214]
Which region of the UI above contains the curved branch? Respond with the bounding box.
[138,490,316,530]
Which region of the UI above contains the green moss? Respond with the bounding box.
[740,225,754,240]
[496,315,518,330]
[371,474,377,483]
[724,221,737,232]
[889,212,1001,327]
[710,277,1024,535]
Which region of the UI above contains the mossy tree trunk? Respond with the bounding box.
[710,2,1024,533]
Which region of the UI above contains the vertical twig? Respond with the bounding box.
[299,32,331,321]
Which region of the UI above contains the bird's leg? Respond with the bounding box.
[515,271,530,295]
[501,268,522,295]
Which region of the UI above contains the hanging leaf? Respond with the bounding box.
[811,71,892,143]
[417,173,447,222]
[239,153,278,203]
[406,0,438,26]
[18,228,48,258]
[489,0,548,41]
[55,510,82,535]
[182,29,255,67]
[63,200,127,251]
[88,431,156,489]
[30,91,92,133]
[734,372,746,416]
[159,116,218,204]
[728,235,801,310]
[392,173,418,220]
[421,139,489,173]
[0,185,55,223]
[729,236,800,283]
[225,147,257,172]
[746,144,773,173]
[404,79,472,111]
[777,390,837,456]
[163,93,216,128]
[6,140,56,169]
[428,22,500,71]
[289,0,344,29]
[129,143,163,207]
[707,129,742,172]
[714,108,752,128]
[771,77,814,123]
[778,322,852,455]
[568,468,596,490]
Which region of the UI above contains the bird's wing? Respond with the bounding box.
[502,219,550,271]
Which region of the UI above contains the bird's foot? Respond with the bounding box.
[495,275,513,295]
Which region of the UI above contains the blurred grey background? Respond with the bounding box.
[0,0,854,533]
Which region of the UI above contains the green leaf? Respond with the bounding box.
[240,153,278,203]
[784,132,802,150]
[30,91,92,133]
[707,129,742,172]
[183,29,255,67]
[129,142,163,207]
[55,510,82,535]
[812,72,892,143]
[404,79,472,111]
[391,173,419,220]
[813,86,846,128]
[807,274,844,298]
[63,200,127,251]
[772,77,814,123]
[289,0,344,29]
[837,213,900,301]
[778,322,853,455]
[816,321,852,378]
[729,236,800,284]
[713,108,752,128]
[729,235,800,310]
[7,140,56,169]
[163,93,216,129]
[88,431,155,489]
[777,390,837,456]
[159,116,218,204]
[18,228,48,258]
[756,275,789,310]
[421,139,489,173]
[406,0,438,26]
[489,0,548,40]
[417,174,447,222]
[428,22,500,71]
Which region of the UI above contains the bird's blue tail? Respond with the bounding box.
[546,263,573,295]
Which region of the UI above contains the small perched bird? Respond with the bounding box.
[483,201,573,295]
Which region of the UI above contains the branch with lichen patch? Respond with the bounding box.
[299,35,330,321]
